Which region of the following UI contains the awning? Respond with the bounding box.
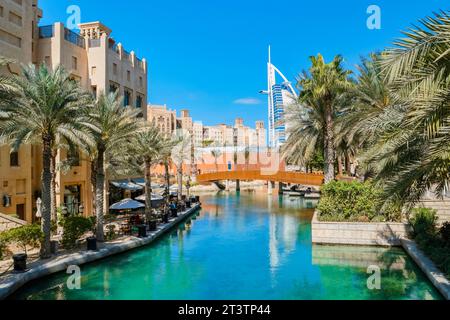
[110,180,143,191]
[132,178,161,189]
[109,198,145,210]
[135,193,164,201]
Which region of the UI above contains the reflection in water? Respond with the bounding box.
[11,193,442,300]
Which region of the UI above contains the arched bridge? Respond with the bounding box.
[197,170,325,186]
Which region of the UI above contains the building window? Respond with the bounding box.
[109,82,119,94]
[10,151,19,167]
[124,90,131,107]
[136,95,142,108]
[0,6,4,17]
[44,56,51,67]
[91,66,96,75]
[139,76,143,87]
[8,11,22,26]
[127,70,131,81]
[113,63,117,75]
[72,56,78,70]
[91,86,97,99]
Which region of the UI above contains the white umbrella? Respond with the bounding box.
[109,198,145,210]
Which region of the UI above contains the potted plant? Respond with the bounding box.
[5,224,43,272]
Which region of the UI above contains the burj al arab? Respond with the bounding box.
[260,46,298,150]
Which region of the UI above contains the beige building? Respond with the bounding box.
[146,104,176,137]
[177,109,193,134]
[0,0,148,222]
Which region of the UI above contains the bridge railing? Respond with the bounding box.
[197,170,325,186]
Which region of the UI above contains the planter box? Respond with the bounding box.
[311,211,412,246]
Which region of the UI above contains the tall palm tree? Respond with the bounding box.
[157,135,180,200]
[171,130,192,200]
[87,92,140,241]
[283,54,353,182]
[0,64,92,258]
[131,125,165,221]
[362,11,450,205]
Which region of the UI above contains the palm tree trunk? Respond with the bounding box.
[345,153,352,176]
[40,134,52,259]
[177,163,183,201]
[90,160,97,214]
[164,161,170,200]
[50,150,57,222]
[324,105,335,183]
[144,158,152,222]
[95,144,105,242]
[337,156,343,176]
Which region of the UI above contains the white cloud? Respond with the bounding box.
[233,98,262,105]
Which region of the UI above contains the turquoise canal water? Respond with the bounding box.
[12,192,442,300]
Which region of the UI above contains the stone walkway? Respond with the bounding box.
[0,204,201,300]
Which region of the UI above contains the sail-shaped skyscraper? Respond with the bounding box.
[260,47,297,149]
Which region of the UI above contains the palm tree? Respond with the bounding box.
[171,130,192,200]
[283,54,353,183]
[361,11,450,205]
[0,64,92,258]
[131,125,165,221]
[157,135,180,200]
[87,91,140,241]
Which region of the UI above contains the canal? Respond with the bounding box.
[12,192,442,300]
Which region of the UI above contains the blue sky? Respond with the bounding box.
[39,0,448,127]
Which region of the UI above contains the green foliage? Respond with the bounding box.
[105,225,118,241]
[409,209,450,278]
[1,224,44,254]
[409,208,438,238]
[0,234,8,260]
[60,216,95,249]
[317,180,402,222]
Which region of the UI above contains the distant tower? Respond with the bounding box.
[260,46,298,149]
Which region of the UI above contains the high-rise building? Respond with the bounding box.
[261,46,297,149]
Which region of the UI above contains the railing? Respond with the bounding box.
[123,49,132,62]
[197,170,325,186]
[137,58,144,69]
[39,25,54,39]
[89,38,101,48]
[109,42,120,54]
[64,28,85,48]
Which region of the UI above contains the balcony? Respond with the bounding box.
[89,38,101,48]
[39,25,54,39]
[64,28,85,48]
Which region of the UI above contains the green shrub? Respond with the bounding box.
[0,234,7,260]
[408,209,450,278]
[409,208,438,237]
[317,180,401,222]
[60,216,95,249]
[2,224,44,254]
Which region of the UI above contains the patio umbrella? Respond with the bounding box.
[109,198,145,210]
